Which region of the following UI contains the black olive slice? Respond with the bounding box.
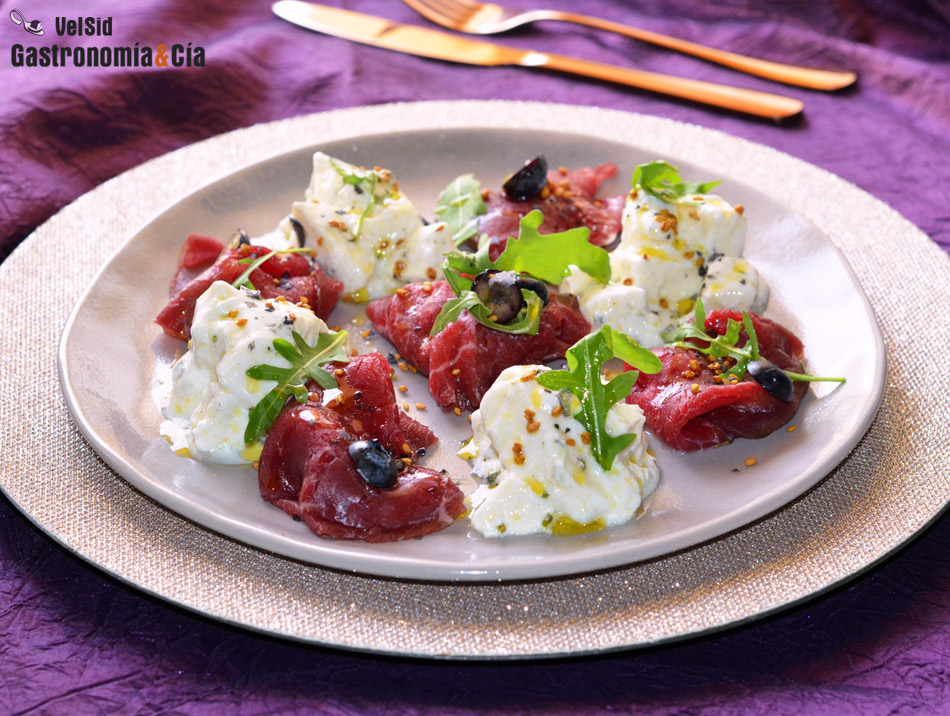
[747,359,795,402]
[472,269,552,324]
[471,270,523,324]
[288,217,306,247]
[502,155,548,201]
[226,228,251,250]
[348,439,400,489]
[471,269,499,304]
[487,272,524,324]
[514,276,550,306]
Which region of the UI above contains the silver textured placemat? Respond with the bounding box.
[2,101,948,659]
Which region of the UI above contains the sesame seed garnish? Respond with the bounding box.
[551,405,564,417]
[236,318,248,327]
[512,443,525,465]
[786,425,797,432]
[622,278,633,286]
[691,383,700,394]
[397,361,409,371]
[402,403,410,412]
[396,288,407,296]
[415,403,426,410]
[566,438,576,446]
[451,368,461,376]
[426,267,437,280]
[409,366,418,374]
[580,432,591,444]
[397,385,408,393]
[401,443,411,454]
[453,407,462,416]
[333,368,345,376]
[360,329,372,338]
[745,457,757,466]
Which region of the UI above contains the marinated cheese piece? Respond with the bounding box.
[161,280,331,465]
[562,187,765,347]
[464,365,659,538]
[286,152,454,300]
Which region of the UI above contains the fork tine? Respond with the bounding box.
[402,0,478,26]
[436,0,486,12]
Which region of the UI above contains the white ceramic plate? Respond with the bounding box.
[57,127,886,582]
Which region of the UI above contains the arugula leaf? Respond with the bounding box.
[536,326,661,471]
[606,328,664,375]
[435,174,486,246]
[663,300,845,385]
[231,247,312,290]
[243,330,349,444]
[443,210,610,286]
[429,289,543,337]
[329,159,384,240]
[631,161,721,205]
[432,211,611,337]
[662,299,757,380]
[429,294,482,337]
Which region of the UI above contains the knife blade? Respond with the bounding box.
[271,1,803,120]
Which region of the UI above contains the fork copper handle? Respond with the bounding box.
[532,52,804,119]
[528,10,856,91]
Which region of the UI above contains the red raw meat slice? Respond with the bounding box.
[365,281,456,373]
[626,310,808,452]
[177,233,224,269]
[480,164,624,260]
[169,233,225,295]
[258,354,461,542]
[321,353,437,456]
[156,243,343,340]
[368,281,591,412]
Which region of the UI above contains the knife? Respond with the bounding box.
[272,1,803,120]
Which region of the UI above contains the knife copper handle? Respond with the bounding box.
[530,52,804,119]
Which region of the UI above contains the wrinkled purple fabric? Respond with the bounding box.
[1,0,949,713]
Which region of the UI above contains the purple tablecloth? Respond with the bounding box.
[2,0,949,712]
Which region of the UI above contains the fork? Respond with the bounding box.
[401,0,857,90]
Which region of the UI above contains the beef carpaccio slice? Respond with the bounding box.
[480,164,625,260]
[626,310,808,452]
[367,280,591,413]
[258,353,464,542]
[155,235,343,340]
